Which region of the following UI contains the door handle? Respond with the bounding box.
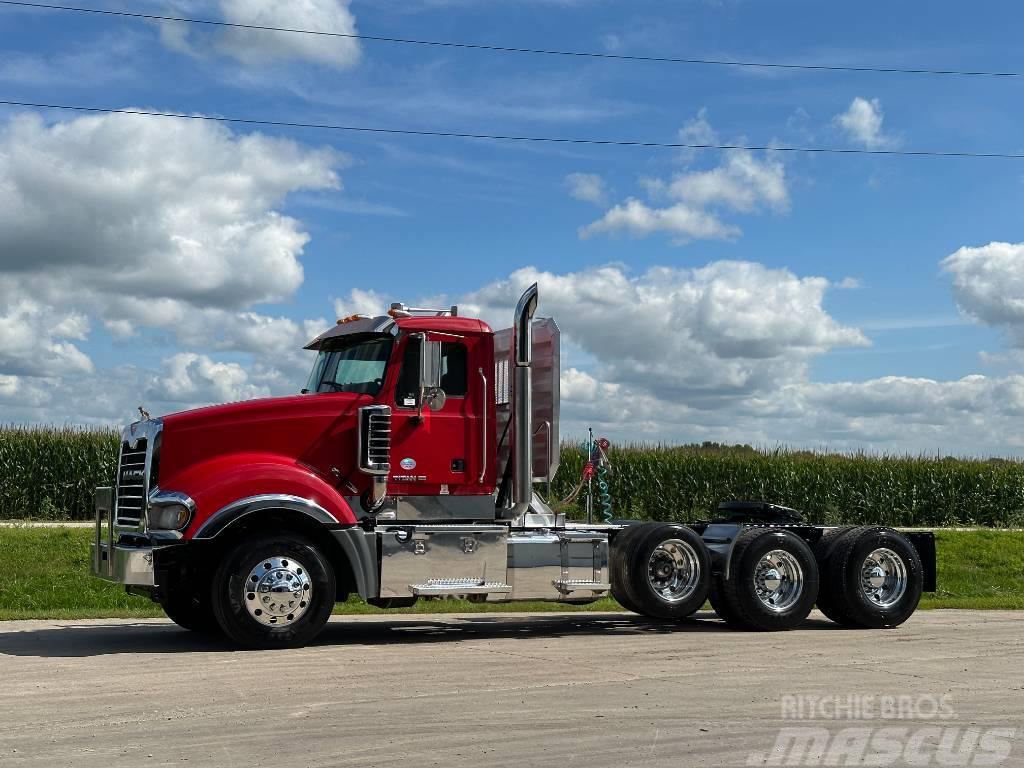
[478,367,487,483]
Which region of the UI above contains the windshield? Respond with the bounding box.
[305,336,394,395]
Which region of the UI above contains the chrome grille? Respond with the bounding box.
[116,438,148,527]
[358,405,391,474]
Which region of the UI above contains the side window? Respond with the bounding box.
[395,336,420,407]
[394,338,468,407]
[440,342,467,396]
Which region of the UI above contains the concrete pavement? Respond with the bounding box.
[0,610,1021,767]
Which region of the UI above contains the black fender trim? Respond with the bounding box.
[193,494,339,539]
[331,527,380,599]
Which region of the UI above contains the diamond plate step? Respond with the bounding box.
[409,579,513,596]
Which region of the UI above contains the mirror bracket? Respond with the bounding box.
[414,332,446,419]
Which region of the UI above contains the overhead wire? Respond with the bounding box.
[1,0,1021,79]
[2,100,1023,159]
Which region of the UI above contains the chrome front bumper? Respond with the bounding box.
[91,486,155,586]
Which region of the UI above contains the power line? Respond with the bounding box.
[1,0,1022,79]
[2,99,1024,159]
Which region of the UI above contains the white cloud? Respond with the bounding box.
[580,199,739,243]
[334,289,389,319]
[160,0,361,69]
[0,300,93,378]
[942,241,1024,345]
[667,151,789,213]
[151,352,270,404]
[0,108,348,418]
[219,0,361,68]
[564,172,607,205]
[556,370,1024,455]
[0,111,341,314]
[0,351,275,426]
[5,247,1024,454]
[834,97,895,149]
[581,111,788,244]
[461,262,867,404]
[680,107,717,146]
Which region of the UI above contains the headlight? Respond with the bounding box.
[147,491,195,530]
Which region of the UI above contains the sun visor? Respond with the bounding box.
[304,316,396,350]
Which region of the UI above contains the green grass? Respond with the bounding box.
[923,529,1024,609]
[0,527,1020,620]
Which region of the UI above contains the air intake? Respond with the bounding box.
[358,404,391,510]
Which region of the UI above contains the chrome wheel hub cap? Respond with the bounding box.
[753,549,803,613]
[647,539,701,603]
[244,556,313,627]
[860,548,907,607]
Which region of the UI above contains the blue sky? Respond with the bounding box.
[2,0,1024,454]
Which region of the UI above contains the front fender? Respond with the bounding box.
[165,452,359,539]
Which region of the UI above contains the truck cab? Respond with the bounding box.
[91,285,935,648]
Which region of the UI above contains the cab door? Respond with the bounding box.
[387,332,489,498]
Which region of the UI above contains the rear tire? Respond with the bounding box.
[812,526,856,624]
[159,587,220,634]
[610,524,645,614]
[711,528,819,631]
[818,526,923,628]
[211,532,336,649]
[618,523,710,620]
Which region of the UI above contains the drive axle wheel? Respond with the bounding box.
[211,532,335,649]
[617,523,710,620]
[817,526,923,629]
[710,528,819,631]
[610,524,645,614]
[812,526,856,623]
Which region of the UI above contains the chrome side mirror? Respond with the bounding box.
[423,388,446,412]
[417,335,446,414]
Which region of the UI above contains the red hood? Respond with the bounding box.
[162,393,361,431]
[159,392,370,491]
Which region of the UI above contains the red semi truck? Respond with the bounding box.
[91,284,936,648]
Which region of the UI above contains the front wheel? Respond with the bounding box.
[211,533,336,649]
[159,586,220,634]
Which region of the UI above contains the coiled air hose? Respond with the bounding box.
[555,433,613,521]
[592,438,613,523]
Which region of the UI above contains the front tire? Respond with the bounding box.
[211,533,336,649]
[710,528,819,631]
[159,586,220,634]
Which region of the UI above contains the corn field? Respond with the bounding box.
[0,426,120,521]
[2,427,1024,526]
[549,443,1024,528]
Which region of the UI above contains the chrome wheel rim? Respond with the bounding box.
[753,549,804,612]
[243,556,313,627]
[647,539,701,603]
[860,548,908,608]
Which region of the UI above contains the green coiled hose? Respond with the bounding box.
[596,460,613,523]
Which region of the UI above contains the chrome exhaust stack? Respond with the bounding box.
[511,283,539,517]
